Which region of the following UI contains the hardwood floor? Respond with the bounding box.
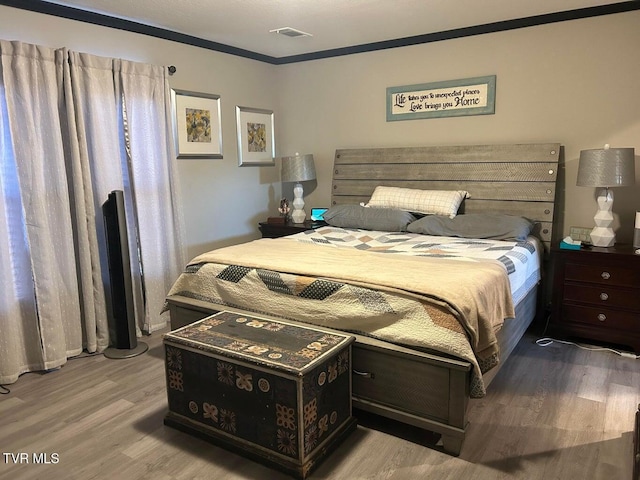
[1,329,637,480]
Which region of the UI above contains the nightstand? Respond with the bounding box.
[258,220,314,238]
[550,245,640,353]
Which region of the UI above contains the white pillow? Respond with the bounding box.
[366,186,468,218]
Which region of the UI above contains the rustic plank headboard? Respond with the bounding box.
[331,143,561,254]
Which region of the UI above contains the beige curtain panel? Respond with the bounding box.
[0,40,185,385]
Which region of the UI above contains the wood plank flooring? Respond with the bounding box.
[0,330,637,480]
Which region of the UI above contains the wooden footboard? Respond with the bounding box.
[165,287,536,456]
[349,333,471,454]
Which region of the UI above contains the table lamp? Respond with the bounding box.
[576,144,635,247]
[281,153,316,223]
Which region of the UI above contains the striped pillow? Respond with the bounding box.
[366,186,468,218]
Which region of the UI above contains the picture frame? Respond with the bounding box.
[171,89,223,159]
[386,75,496,121]
[235,106,275,166]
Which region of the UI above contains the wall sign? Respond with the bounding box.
[386,75,496,121]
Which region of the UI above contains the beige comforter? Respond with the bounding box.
[173,237,515,397]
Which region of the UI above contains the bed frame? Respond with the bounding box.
[166,143,561,455]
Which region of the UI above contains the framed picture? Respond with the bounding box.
[235,106,275,166]
[171,89,223,159]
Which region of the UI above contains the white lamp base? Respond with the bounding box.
[589,188,615,247]
[291,182,306,223]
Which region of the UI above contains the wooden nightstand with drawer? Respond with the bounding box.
[258,220,313,238]
[550,245,640,353]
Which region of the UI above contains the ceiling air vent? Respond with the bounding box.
[269,27,313,38]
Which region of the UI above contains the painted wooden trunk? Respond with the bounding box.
[163,311,356,479]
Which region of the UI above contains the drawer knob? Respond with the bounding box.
[599,293,609,301]
[601,271,610,280]
[597,313,606,322]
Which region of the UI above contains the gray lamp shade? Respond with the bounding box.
[576,147,635,187]
[281,153,316,183]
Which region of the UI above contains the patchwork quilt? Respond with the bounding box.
[165,230,538,398]
[291,227,542,304]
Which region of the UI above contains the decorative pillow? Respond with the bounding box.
[366,186,468,218]
[407,213,534,241]
[324,205,416,231]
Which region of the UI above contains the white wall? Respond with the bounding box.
[1,6,639,257]
[277,10,640,243]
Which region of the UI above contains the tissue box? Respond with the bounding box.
[560,240,581,250]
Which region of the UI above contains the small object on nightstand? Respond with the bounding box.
[569,226,592,244]
[311,207,328,222]
[559,236,581,250]
[267,216,285,224]
[278,198,290,219]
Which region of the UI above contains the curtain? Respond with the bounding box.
[119,60,186,332]
[0,42,85,382]
[63,51,124,353]
[0,41,185,384]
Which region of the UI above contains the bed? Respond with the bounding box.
[165,143,561,455]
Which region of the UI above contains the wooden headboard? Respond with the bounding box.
[331,143,561,254]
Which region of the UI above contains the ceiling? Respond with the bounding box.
[35,0,637,60]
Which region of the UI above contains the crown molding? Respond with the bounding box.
[2,0,639,65]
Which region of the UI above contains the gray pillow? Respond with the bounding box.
[324,205,416,231]
[407,213,534,241]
